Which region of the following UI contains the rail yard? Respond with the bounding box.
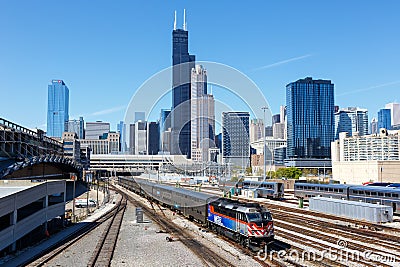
[4,176,399,267]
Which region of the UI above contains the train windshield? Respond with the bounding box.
[246,213,262,222]
[261,212,272,221]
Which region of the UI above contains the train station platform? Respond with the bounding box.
[0,180,66,253]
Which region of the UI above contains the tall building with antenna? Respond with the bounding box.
[171,9,196,157]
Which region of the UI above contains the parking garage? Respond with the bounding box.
[0,180,66,254]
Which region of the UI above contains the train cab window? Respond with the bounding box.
[385,193,391,197]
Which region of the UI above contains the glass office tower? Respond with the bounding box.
[47,80,69,137]
[286,77,334,159]
[222,112,250,167]
[378,109,392,130]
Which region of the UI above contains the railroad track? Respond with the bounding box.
[262,200,399,232]
[117,183,335,267]
[272,209,400,253]
[112,184,236,267]
[242,201,398,266]
[25,194,123,267]
[87,196,127,267]
[123,180,400,266]
[194,186,399,266]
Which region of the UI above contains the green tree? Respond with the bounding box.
[310,168,318,175]
[266,170,276,179]
[245,167,252,176]
[275,168,285,178]
[275,167,302,179]
[284,167,302,179]
[302,168,311,176]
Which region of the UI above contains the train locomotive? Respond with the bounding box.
[118,176,274,247]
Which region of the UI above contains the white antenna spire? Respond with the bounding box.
[183,9,187,30]
[174,10,177,30]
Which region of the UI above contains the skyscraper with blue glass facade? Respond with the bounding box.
[171,12,195,157]
[378,109,391,130]
[286,77,334,159]
[47,80,69,137]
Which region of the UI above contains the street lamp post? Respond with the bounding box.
[262,107,268,181]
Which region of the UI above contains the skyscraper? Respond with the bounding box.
[190,65,215,162]
[272,114,281,124]
[47,80,69,137]
[378,109,391,130]
[147,121,160,155]
[129,123,135,154]
[249,119,264,143]
[334,107,368,139]
[286,77,334,159]
[66,117,84,139]
[222,112,250,168]
[171,10,195,157]
[370,118,378,134]
[135,121,147,155]
[85,121,110,140]
[159,109,171,152]
[385,103,400,127]
[117,121,127,153]
[134,112,145,123]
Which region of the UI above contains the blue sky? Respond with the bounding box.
[1,1,399,131]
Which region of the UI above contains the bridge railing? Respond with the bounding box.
[0,117,63,159]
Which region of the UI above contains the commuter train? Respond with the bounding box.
[118,177,274,247]
[294,182,400,214]
[219,180,284,199]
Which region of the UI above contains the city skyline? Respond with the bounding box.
[1,1,400,130]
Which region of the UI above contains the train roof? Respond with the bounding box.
[295,183,350,189]
[349,185,400,193]
[137,179,219,201]
[243,180,281,185]
[295,182,400,192]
